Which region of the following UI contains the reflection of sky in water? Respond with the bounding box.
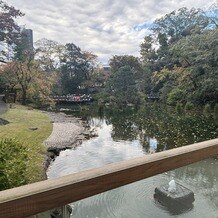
[47,118,218,218]
[48,119,145,178]
[148,137,158,151]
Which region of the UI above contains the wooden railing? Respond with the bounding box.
[0,138,218,218]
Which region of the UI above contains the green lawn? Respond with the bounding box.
[0,104,52,185]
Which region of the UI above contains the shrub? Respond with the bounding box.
[176,102,183,113]
[137,92,147,105]
[203,103,211,115]
[214,104,218,119]
[185,102,194,111]
[0,139,28,190]
[167,88,186,106]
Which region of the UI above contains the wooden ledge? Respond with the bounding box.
[0,138,218,217]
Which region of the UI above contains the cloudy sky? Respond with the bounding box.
[7,0,216,63]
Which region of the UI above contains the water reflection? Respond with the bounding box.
[48,104,218,218]
[102,105,217,150]
[148,137,158,153]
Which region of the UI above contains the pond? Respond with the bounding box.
[47,104,218,218]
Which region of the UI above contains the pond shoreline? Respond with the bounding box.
[44,111,97,173]
[43,111,99,217]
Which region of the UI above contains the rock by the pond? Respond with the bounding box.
[76,135,85,140]
[50,205,72,218]
[29,127,38,131]
[154,182,194,212]
[47,147,67,156]
[0,118,9,126]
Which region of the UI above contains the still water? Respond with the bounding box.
[47,105,218,218]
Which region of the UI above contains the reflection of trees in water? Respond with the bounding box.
[88,117,105,127]
[104,110,138,141]
[102,104,217,150]
[67,103,217,151]
[166,159,218,209]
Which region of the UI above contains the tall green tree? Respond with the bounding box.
[105,66,138,107]
[109,55,145,93]
[170,29,218,104]
[140,7,217,106]
[152,7,209,43]
[170,29,218,68]
[140,35,156,66]
[60,43,97,94]
[109,55,143,79]
[151,29,218,105]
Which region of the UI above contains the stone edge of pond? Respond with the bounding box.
[43,111,98,173]
[0,118,10,125]
[42,111,98,217]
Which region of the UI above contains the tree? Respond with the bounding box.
[140,34,171,72]
[34,38,67,95]
[140,7,217,105]
[1,59,34,104]
[206,2,218,28]
[0,62,17,93]
[170,29,218,68]
[170,29,218,103]
[0,57,55,105]
[82,64,110,93]
[60,43,97,94]
[0,1,24,62]
[157,33,168,56]
[140,7,213,72]
[140,35,156,66]
[35,38,64,73]
[109,55,143,79]
[152,7,209,43]
[152,67,181,102]
[109,55,146,94]
[105,66,138,107]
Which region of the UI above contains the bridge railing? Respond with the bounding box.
[0,138,218,217]
[52,94,93,103]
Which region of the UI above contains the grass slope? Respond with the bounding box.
[0,105,52,184]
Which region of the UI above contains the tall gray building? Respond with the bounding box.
[21,28,33,52]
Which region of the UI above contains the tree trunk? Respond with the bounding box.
[21,87,27,105]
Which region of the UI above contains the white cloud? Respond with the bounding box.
[7,0,216,63]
